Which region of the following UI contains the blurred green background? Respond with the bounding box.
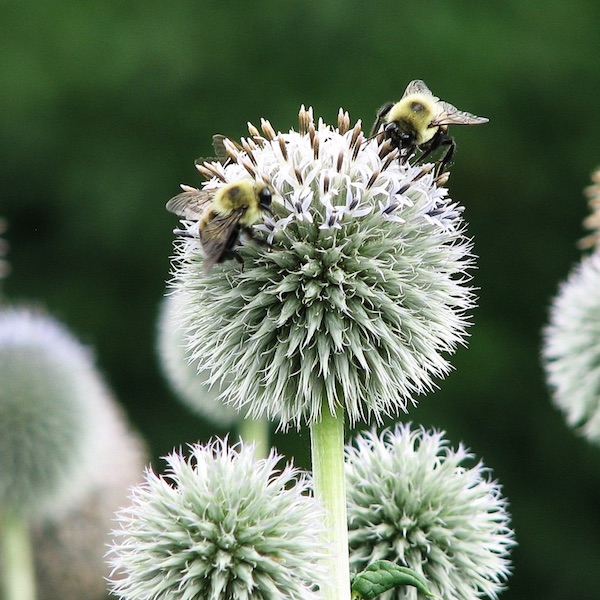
[2,1,600,598]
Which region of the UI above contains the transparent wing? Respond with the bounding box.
[211,134,232,163]
[166,187,215,220]
[402,79,436,99]
[433,100,489,126]
[194,134,239,166]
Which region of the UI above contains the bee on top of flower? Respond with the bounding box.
[169,106,475,429]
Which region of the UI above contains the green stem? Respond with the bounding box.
[1,511,36,600]
[238,416,270,459]
[310,404,351,600]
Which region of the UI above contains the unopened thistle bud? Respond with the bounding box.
[108,439,327,600]
[346,425,515,600]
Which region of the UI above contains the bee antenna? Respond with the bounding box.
[365,130,385,144]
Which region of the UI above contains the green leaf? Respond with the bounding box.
[351,560,436,600]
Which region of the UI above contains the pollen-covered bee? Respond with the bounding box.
[370,80,488,173]
[167,180,273,271]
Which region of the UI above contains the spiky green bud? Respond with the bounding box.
[346,424,515,600]
[108,439,327,600]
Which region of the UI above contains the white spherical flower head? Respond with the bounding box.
[543,251,600,442]
[108,439,327,600]
[170,108,475,428]
[0,307,118,517]
[346,424,515,600]
[157,292,241,427]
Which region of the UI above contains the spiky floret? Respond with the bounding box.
[170,107,475,429]
[346,424,515,600]
[108,439,327,600]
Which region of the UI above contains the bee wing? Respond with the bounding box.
[402,79,437,99]
[432,101,489,126]
[194,135,244,168]
[199,210,243,271]
[211,134,232,163]
[166,187,215,220]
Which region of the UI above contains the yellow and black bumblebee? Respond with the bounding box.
[370,80,488,172]
[167,180,273,272]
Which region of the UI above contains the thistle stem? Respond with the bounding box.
[238,416,270,459]
[1,511,36,600]
[310,404,350,600]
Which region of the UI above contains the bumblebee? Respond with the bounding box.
[167,180,272,271]
[370,80,488,172]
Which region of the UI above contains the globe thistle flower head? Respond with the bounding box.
[0,306,118,517]
[346,424,515,600]
[157,292,241,427]
[543,251,600,442]
[108,439,327,600]
[170,107,475,429]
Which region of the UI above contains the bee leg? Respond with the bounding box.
[369,102,394,137]
[400,144,417,164]
[233,252,245,271]
[415,132,455,175]
[213,248,245,271]
[241,227,271,248]
[436,139,456,175]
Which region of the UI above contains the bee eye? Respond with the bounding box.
[258,187,272,206]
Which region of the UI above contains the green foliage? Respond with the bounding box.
[351,561,435,600]
[2,1,600,598]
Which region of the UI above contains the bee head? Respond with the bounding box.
[384,122,413,148]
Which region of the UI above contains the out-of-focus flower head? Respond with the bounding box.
[0,306,125,518]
